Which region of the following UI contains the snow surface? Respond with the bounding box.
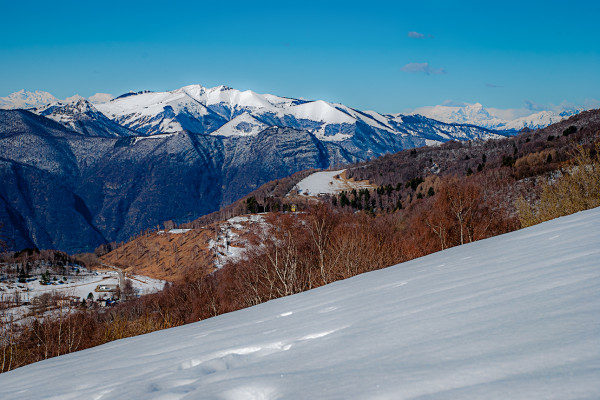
[292,169,374,196]
[3,208,598,399]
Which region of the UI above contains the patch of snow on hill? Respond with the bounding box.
[133,133,177,144]
[292,169,374,196]
[1,208,598,399]
[211,114,269,137]
[209,214,265,268]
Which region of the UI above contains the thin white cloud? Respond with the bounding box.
[583,98,600,109]
[407,31,433,39]
[401,62,446,75]
[407,31,425,39]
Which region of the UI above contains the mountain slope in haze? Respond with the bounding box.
[0,90,58,109]
[1,208,598,399]
[0,90,114,110]
[411,101,581,130]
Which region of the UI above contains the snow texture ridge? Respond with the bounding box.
[1,207,599,399]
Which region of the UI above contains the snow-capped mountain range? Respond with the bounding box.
[1,87,581,138]
[0,86,497,144]
[411,102,581,131]
[90,84,504,144]
[0,89,113,110]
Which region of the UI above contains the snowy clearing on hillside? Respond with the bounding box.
[157,228,192,235]
[0,271,165,304]
[133,133,177,144]
[1,208,599,399]
[209,214,265,269]
[291,169,375,196]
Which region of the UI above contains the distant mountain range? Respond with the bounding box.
[1,88,581,134]
[0,84,556,253]
[410,102,581,131]
[0,89,113,110]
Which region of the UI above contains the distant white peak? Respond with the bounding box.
[179,84,207,98]
[88,93,114,104]
[64,94,85,104]
[208,87,272,109]
[287,100,355,124]
[176,84,271,109]
[0,89,58,109]
[212,85,232,92]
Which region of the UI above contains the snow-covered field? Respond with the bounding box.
[1,208,599,399]
[292,169,374,196]
[0,270,165,303]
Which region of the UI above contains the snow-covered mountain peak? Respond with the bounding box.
[88,93,114,104]
[178,84,207,98]
[411,101,581,130]
[0,89,58,109]
[91,84,503,143]
[176,84,275,110]
[287,100,354,124]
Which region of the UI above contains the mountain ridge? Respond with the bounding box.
[411,101,581,130]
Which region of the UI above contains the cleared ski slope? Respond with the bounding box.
[1,208,599,399]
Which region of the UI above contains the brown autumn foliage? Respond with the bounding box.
[517,143,600,227]
[100,228,217,282]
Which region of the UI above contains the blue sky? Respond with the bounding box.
[1,0,598,113]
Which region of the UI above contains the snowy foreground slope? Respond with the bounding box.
[2,210,600,399]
